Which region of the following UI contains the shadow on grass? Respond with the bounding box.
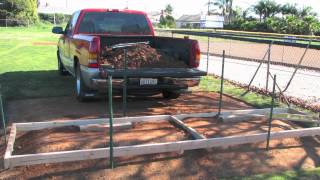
[0,70,74,100]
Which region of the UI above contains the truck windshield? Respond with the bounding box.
[77,12,152,35]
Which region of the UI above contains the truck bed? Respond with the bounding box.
[100,36,196,67]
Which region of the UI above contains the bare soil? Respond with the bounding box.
[1,92,320,179]
[13,121,189,155]
[101,44,188,69]
[32,42,57,46]
[5,92,250,123]
[183,117,301,138]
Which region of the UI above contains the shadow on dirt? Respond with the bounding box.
[0,70,74,100]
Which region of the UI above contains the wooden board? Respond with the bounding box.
[4,124,17,169]
[175,108,288,120]
[79,122,132,132]
[16,115,171,131]
[6,126,320,168]
[15,108,289,132]
[5,107,296,169]
[170,116,206,139]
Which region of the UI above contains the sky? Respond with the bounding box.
[39,0,320,18]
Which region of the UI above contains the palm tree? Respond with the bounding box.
[253,0,265,22]
[253,0,280,22]
[298,6,317,18]
[281,3,298,16]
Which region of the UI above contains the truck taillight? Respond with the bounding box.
[89,36,101,54]
[88,59,99,68]
[88,37,101,68]
[190,41,201,68]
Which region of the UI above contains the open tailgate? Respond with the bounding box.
[103,68,207,78]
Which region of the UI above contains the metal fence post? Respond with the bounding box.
[123,49,128,117]
[0,93,7,144]
[206,36,210,73]
[245,46,270,92]
[107,75,114,169]
[282,41,311,92]
[266,42,272,91]
[266,74,276,151]
[5,19,7,28]
[217,50,225,118]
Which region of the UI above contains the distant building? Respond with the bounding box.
[176,14,201,28]
[200,14,224,29]
[176,13,224,29]
[147,11,162,25]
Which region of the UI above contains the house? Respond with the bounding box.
[176,12,224,29]
[176,14,201,28]
[147,11,162,25]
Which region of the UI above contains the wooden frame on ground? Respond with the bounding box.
[5,107,317,169]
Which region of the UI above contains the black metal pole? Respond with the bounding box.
[123,49,128,117]
[266,43,272,91]
[108,75,114,169]
[206,36,210,73]
[246,46,270,91]
[0,93,7,144]
[217,50,225,118]
[266,74,276,151]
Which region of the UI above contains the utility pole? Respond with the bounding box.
[207,0,210,15]
[125,0,128,9]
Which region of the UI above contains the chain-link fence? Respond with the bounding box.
[156,29,320,112]
[0,19,31,27]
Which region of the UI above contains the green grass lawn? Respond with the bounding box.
[226,167,320,180]
[0,25,73,100]
[199,76,278,108]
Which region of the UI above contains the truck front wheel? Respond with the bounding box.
[75,63,91,102]
[162,90,180,99]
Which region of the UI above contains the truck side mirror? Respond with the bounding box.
[52,26,64,34]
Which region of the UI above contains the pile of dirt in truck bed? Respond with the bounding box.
[101,44,188,69]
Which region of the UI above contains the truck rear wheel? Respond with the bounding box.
[162,90,180,99]
[75,63,92,102]
[57,52,69,76]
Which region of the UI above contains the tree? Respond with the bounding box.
[253,0,280,22]
[164,4,173,15]
[207,0,233,23]
[159,4,176,28]
[0,0,38,25]
[253,1,264,22]
[281,3,298,16]
[298,6,317,18]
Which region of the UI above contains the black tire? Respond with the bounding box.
[57,52,70,76]
[75,63,92,102]
[162,90,180,99]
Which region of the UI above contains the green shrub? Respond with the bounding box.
[0,0,39,26]
[38,13,71,25]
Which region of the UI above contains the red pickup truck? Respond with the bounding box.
[52,9,206,101]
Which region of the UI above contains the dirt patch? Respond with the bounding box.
[6,92,251,123]
[32,42,57,46]
[101,44,188,69]
[3,92,320,179]
[13,121,189,155]
[183,117,300,138]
